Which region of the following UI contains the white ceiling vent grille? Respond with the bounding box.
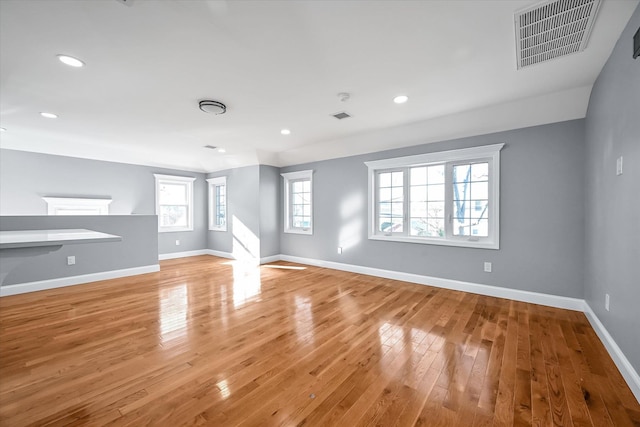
[332,112,352,120]
[515,0,601,69]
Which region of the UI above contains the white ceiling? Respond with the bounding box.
[0,0,637,173]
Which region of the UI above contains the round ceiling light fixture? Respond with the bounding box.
[57,54,85,68]
[393,95,409,104]
[199,100,226,115]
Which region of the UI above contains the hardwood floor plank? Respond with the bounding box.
[0,256,637,426]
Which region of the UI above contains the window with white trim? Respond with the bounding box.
[207,176,227,231]
[154,174,196,232]
[282,170,313,235]
[43,197,112,215]
[365,143,504,249]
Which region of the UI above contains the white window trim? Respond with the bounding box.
[43,197,112,215]
[207,176,227,231]
[365,143,504,250]
[154,174,196,233]
[281,169,313,235]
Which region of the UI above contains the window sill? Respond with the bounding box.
[209,227,227,232]
[159,227,194,233]
[284,228,313,235]
[368,234,499,250]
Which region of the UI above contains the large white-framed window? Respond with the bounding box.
[154,174,196,233]
[207,176,227,231]
[365,143,504,249]
[43,197,112,215]
[281,170,313,235]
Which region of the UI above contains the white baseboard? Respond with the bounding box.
[260,255,281,264]
[278,255,584,311]
[205,249,234,259]
[583,303,640,402]
[159,249,212,260]
[0,264,160,297]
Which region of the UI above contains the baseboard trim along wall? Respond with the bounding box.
[275,254,640,402]
[159,249,213,260]
[279,254,584,310]
[0,264,160,297]
[583,303,640,402]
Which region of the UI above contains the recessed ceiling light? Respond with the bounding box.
[57,55,85,68]
[0,127,6,132]
[393,95,409,104]
[281,129,291,135]
[40,112,58,119]
[218,148,226,153]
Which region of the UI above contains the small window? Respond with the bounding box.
[365,143,504,249]
[154,174,196,232]
[43,197,112,215]
[281,170,313,235]
[207,176,227,231]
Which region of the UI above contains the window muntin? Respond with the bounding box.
[154,174,195,232]
[282,170,313,235]
[207,177,227,231]
[365,144,503,249]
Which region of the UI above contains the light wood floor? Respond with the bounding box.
[1,256,638,426]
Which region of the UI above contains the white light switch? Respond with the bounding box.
[616,156,623,176]
[67,256,76,265]
[484,262,492,273]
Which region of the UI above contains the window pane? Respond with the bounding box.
[391,171,403,186]
[302,180,311,192]
[160,205,187,227]
[427,184,445,201]
[471,219,489,237]
[453,200,469,220]
[410,202,427,217]
[471,200,488,219]
[427,218,445,237]
[303,205,311,216]
[410,185,427,202]
[391,186,404,201]
[160,183,187,204]
[470,182,488,200]
[453,217,471,236]
[410,167,427,185]
[453,182,470,202]
[391,202,403,216]
[427,202,444,217]
[410,218,427,236]
[453,165,471,183]
[471,163,489,181]
[392,218,403,232]
[427,165,445,184]
[379,188,392,202]
[379,172,391,187]
[379,217,393,232]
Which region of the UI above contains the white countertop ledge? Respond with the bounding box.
[0,229,122,249]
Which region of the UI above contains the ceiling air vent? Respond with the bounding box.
[515,0,601,69]
[332,112,351,120]
[203,145,218,150]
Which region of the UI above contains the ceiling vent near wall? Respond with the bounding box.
[332,112,352,120]
[515,0,601,69]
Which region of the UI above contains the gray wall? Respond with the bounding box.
[207,166,260,257]
[206,165,280,259]
[0,149,207,255]
[584,6,640,372]
[259,165,281,258]
[0,215,158,285]
[280,119,586,299]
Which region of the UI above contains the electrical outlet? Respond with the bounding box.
[616,156,623,176]
[605,293,610,311]
[67,256,76,265]
[337,247,343,254]
[175,240,180,246]
[484,262,492,273]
